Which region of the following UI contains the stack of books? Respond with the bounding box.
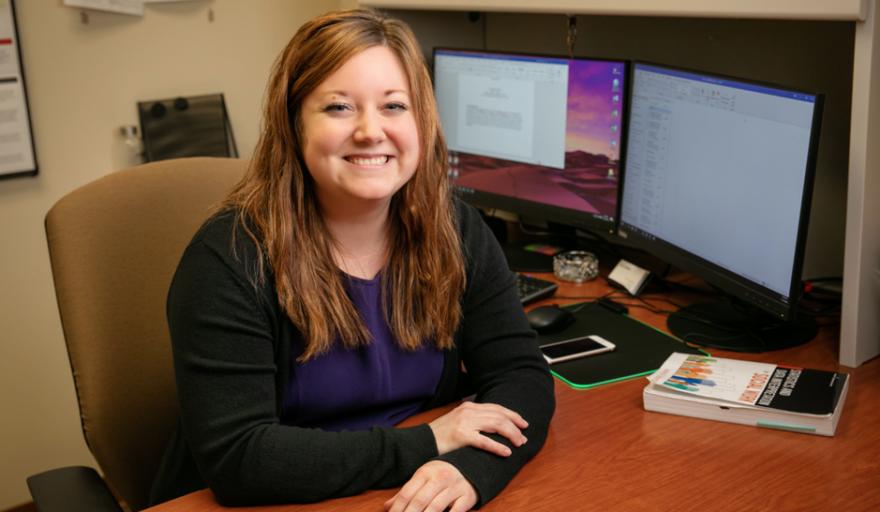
[643,352,849,436]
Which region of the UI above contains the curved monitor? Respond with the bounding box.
[433,48,627,237]
[618,62,823,350]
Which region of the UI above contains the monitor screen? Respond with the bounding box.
[618,62,823,350]
[433,48,627,236]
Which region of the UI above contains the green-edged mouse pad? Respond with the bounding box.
[539,301,706,389]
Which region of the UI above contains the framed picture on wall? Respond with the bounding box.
[0,0,37,180]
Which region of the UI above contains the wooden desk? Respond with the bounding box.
[147,276,880,512]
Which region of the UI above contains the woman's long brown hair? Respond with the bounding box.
[223,9,465,360]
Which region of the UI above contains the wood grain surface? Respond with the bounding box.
[147,273,880,512]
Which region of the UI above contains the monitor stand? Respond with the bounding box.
[667,300,817,352]
[502,244,554,272]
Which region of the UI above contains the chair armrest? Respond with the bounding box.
[27,466,124,512]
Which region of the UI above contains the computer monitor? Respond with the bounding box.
[433,49,627,265]
[618,62,824,351]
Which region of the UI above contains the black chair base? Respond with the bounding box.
[27,466,123,512]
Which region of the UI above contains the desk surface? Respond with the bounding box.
[146,274,880,512]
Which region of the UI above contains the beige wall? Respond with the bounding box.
[0,0,341,508]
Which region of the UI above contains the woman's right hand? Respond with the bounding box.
[428,402,528,457]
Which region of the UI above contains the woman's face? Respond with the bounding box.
[300,45,420,212]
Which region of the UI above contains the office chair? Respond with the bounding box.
[27,157,246,512]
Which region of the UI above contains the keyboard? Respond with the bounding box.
[516,273,558,305]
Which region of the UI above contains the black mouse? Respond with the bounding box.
[526,305,575,334]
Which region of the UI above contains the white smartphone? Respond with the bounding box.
[540,335,616,364]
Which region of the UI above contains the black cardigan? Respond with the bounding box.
[149,199,555,508]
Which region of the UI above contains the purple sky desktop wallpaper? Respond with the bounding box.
[451,53,624,219]
[566,60,623,162]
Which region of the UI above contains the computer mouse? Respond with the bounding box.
[526,305,575,334]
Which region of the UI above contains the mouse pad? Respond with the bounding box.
[539,302,706,389]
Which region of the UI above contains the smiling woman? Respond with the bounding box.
[148,8,555,512]
[301,45,421,244]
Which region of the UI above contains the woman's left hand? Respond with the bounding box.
[383,460,477,512]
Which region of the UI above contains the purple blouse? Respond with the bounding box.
[281,272,444,431]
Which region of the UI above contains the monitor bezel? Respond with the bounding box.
[432,47,630,236]
[617,60,824,320]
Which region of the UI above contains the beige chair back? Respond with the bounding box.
[45,157,246,510]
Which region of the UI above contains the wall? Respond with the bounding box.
[0,0,341,508]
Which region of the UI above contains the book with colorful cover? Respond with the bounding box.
[643,352,849,436]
